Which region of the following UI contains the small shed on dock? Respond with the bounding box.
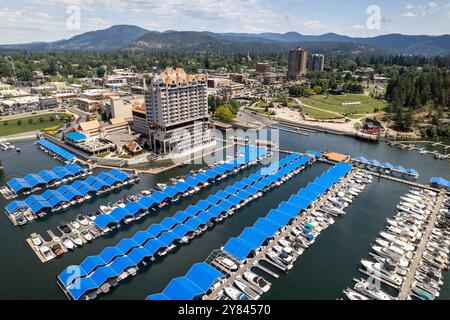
[323,152,350,163]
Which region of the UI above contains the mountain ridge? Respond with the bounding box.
[0,25,449,55]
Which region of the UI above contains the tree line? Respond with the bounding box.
[385,66,449,136]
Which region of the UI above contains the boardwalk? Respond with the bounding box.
[396,193,445,300]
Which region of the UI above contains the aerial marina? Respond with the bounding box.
[0,8,449,305]
[344,188,449,300]
[0,132,448,301]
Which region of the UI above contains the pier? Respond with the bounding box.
[397,193,445,300]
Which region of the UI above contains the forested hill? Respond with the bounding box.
[1,26,449,55]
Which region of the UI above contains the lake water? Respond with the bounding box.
[0,131,448,300]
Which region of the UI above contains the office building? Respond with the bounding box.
[310,54,325,72]
[287,47,308,80]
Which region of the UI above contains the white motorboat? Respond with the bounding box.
[234,280,260,300]
[344,289,369,300]
[354,279,392,300]
[243,271,271,293]
[40,246,56,262]
[70,233,83,246]
[361,260,403,286]
[62,237,75,250]
[156,183,167,191]
[81,230,93,242]
[224,287,249,300]
[216,257,238,271]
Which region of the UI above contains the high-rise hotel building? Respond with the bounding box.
[145,67,213,155]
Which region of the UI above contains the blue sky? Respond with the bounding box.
[0,0,449,44]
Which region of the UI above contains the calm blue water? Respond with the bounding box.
[0,131,448,300]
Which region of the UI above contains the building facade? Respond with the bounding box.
[310,54,325,72]
[132,104,148,135]
[145,67,212,155]
[255,62,272,73]
[287,47,308,80]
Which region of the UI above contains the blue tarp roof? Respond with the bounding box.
[162,277,204,300]
[65,131,87,142]
[36,139,75,161]
[7,169,125,214]
[60,152,304,299]
[430,177,449,187]
[184,263,224,292]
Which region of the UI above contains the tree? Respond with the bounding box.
[28,118,34,124]
[17,119,22,125]
[304,88,315,96]
[312,86,323,94]
[96,66,106,78]
[288,84,306,97]
[214,106,234,123]
[38,118,44,123]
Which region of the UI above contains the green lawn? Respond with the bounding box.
[300,106,341,120]
[300,94,386,116]
[0,113,71,137]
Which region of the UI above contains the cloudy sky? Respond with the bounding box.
[0,0,449,44]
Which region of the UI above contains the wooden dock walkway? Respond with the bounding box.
[396,193,445,300]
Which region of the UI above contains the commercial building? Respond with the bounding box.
[309,54,325,72]
[262,72,280,85]
[145,67,213,155]
[255,63,272,73]
[132,103,148,135]
[38,97,58,110]
[0,96,39,115]
[287,47,308,80]
[109,96,133,122]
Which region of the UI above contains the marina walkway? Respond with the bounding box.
[397,193,445,300]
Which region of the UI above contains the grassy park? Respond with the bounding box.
[300,106,342,120]
[0,113,72,137]
[300,94,386,118]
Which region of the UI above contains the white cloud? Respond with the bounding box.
[401,1,444,18]
[401,12,416,17]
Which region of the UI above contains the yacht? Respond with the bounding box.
[234,280,260,300]
[243,272,271,293]
[361,260,403,286]
[224,287,249,300]
[344,289,369,300]
[354,279,392,300]
[216,257,238,271]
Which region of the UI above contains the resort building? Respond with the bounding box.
[145,67,213,155]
